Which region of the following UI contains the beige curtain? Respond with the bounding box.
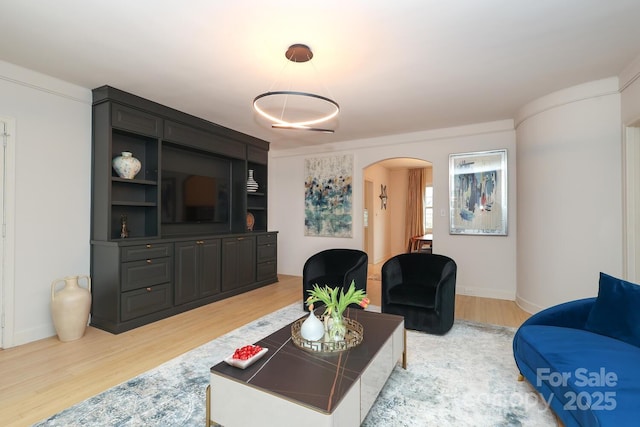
[405,168,427,247]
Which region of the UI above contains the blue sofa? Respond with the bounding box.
[513,273,640,426]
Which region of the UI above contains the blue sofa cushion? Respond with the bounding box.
[584,272,640,347]
[516,325,640,426]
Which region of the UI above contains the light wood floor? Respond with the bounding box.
[0,269,530,426]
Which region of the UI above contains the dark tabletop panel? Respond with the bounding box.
[211,309,403,413]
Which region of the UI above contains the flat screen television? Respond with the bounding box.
[161,171,229,224]
[160,145,231,225]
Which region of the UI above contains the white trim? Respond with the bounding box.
[0,117,16,348]
[456,286,516,302]
[514,295,545,315]
[271,119,515,158]
[0,59,91,104]
[619,53,640,92]
[623,123,640,282]
[514,77,619,129]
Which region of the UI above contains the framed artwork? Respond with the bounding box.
[304,154,353,237]
[449,149,507,235]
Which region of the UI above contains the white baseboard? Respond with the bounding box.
[456,286,516,302]
[12,325,57,348]
[514,295,546,315]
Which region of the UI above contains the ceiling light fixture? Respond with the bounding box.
[253,44,339,133]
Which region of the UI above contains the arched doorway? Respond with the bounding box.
[362,157,432,265]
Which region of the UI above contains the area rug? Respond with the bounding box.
[34,304,556,426]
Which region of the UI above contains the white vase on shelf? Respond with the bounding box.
[112,151,141,179]
[247,169,259,193]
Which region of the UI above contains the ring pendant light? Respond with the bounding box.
[253,44,339,133]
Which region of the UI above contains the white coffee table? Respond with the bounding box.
[208,309,405,427]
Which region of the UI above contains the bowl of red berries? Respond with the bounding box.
[224,344,268,369]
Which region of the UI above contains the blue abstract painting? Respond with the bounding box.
[304,155,353,237]
[449,149,507,235]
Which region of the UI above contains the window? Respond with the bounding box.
[424,186,433,230]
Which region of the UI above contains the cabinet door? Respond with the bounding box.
[237,237,256,286]
[174,241,199,305]
[221,236,256,292]
[200,239,221,297]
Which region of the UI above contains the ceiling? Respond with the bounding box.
[2,1,640,151]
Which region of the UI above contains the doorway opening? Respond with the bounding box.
[362,157,432,265]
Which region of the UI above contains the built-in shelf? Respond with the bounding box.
[91,85,277,334]
[112,201,158,207]
[112,177,158,186]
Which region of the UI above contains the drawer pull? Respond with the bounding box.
[146,259,152,264]
[146,287,152,292]
[146,244,152,248]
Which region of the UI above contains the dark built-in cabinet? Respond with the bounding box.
[174,239,221,305]
[90,86,278,334]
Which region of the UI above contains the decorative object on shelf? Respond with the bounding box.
[253,44,339,133]
[247,169,259,193]
[305,280,369,342]
[300,304,325,341]
[120,214,129,238]
[51,275,92,342]
[112,151,141,179]
[449,149,508,235]
[246,212,255,231]
[379,184,388,209]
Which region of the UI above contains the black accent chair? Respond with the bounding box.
[382,253,457,334]
[302,249,368,311]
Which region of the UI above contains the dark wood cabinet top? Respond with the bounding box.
[211,309,403,414]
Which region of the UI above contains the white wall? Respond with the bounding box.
[0,60,92,346]
[270,120,518,300]
[620,54,640,282]
[363,164,391,263]
[514,78,623,313]
[389,168,408,256]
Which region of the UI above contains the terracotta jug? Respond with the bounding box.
[51,275,92,342]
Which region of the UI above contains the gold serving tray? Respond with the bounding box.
[291,316,364,353]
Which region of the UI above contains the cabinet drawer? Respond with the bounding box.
[257,233,277,246]
[121,258,172,291]
[257,260,277,282]
[112,103,161,137]
[122,243,172,261]
[121,283,172,321]
[257,243,276,263]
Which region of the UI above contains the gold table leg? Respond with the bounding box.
[402,328,407,369]
[205,385,211,427]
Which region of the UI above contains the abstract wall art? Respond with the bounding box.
[304,154,353,237]
[449,149,508,235]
